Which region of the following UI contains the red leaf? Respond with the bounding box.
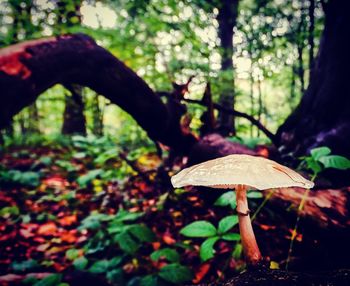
[193,263,211,284]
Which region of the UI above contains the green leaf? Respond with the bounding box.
[115,210,144,222]
[232,243,243,260]
[77,169,103,187]
[11,260,39,272]
[247,191,263,199]
[311,147,331,160]
[0,170,40,187]
[150,248,180,263]
[114,232,140,254]
[0,206,19,217]
[73,152,86,159]
[180,221,217,237]
[305,157,323,174]
[139,275,158,286]
[65,249,80,260]
[73,256,88,270]
[17,171,41,187]
[129,224,156,242]
[159,264,192,284]
[89,260,109,273]
[94,149,119,165]
[319,155,350,170]
[214,191,235,207]
[79,215,101,230]
[218,215,238,234]
[106,268,124,284]
[108,256,123,268]
[107,224,126,234]
[222,233,241,241]
[200,236,219,262]
[33,274,62,286]
[230,200,237,210]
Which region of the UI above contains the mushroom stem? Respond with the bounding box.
[236,184,262,266]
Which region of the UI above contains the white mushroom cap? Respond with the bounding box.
[171,154,314,190]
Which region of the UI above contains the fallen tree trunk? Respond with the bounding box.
[0,34,265,163]
[0,34,196,153]
[259,187,350,272]
[265,187,350,230]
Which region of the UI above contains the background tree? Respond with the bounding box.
[55,0,87,135]
[277,0,350,161]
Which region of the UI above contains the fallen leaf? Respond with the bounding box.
[163,234,176,245]
[58,215,77,226]
[193,263,211,283]
[38,222,57,236]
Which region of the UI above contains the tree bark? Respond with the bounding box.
[0,34,196,153]
[217,0,239,136]
[27,102,40,133]
[296,4,306,95]
[57,1,87,135]
[308,0,315,75]
[265,187,350,230]
[277,0,350,160]
[62,84,87,135]
[91,94,104,136]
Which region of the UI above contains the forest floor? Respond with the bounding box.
[0,137,349,285]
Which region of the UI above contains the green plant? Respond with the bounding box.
[0,169,41,187]
[127,263,193,286]
[180,216,240,262]
[78,210,153,254]
[286,147,350,269]
[72,135,118,163]
[300,146,350,178]
[76,209,193,285]
[214,190,263,210]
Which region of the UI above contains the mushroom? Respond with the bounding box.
[171,154,314,267]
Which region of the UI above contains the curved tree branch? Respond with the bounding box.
[182,98,278,145]
[0,34,197,153]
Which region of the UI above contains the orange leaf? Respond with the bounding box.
[61,231,78,243]
[37,222,57,236]
[259,224,276,231]
[163,234,176,245]
[58,215,77,226]
[193,263,211,284]
[152,242,161,250]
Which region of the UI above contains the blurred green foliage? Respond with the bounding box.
[0,0,324,141]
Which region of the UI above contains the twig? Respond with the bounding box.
[251,189,275,222]
[285,188,310,270]
[183,98,278,145]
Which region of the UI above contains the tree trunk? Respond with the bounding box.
[249,51,255,138]
[295,0,306,95]
[199,83,216,136]
[297,44,305,95]
[91,94,104,136]
[27,102,40,133]
[277,0,350,161]
[57,1,87,135]
[290,65,296,103]
[216,0,239,136]
[0,34,197,154]
[308,0,315,75]
[62,84,86,135]
[257,75,263,137]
